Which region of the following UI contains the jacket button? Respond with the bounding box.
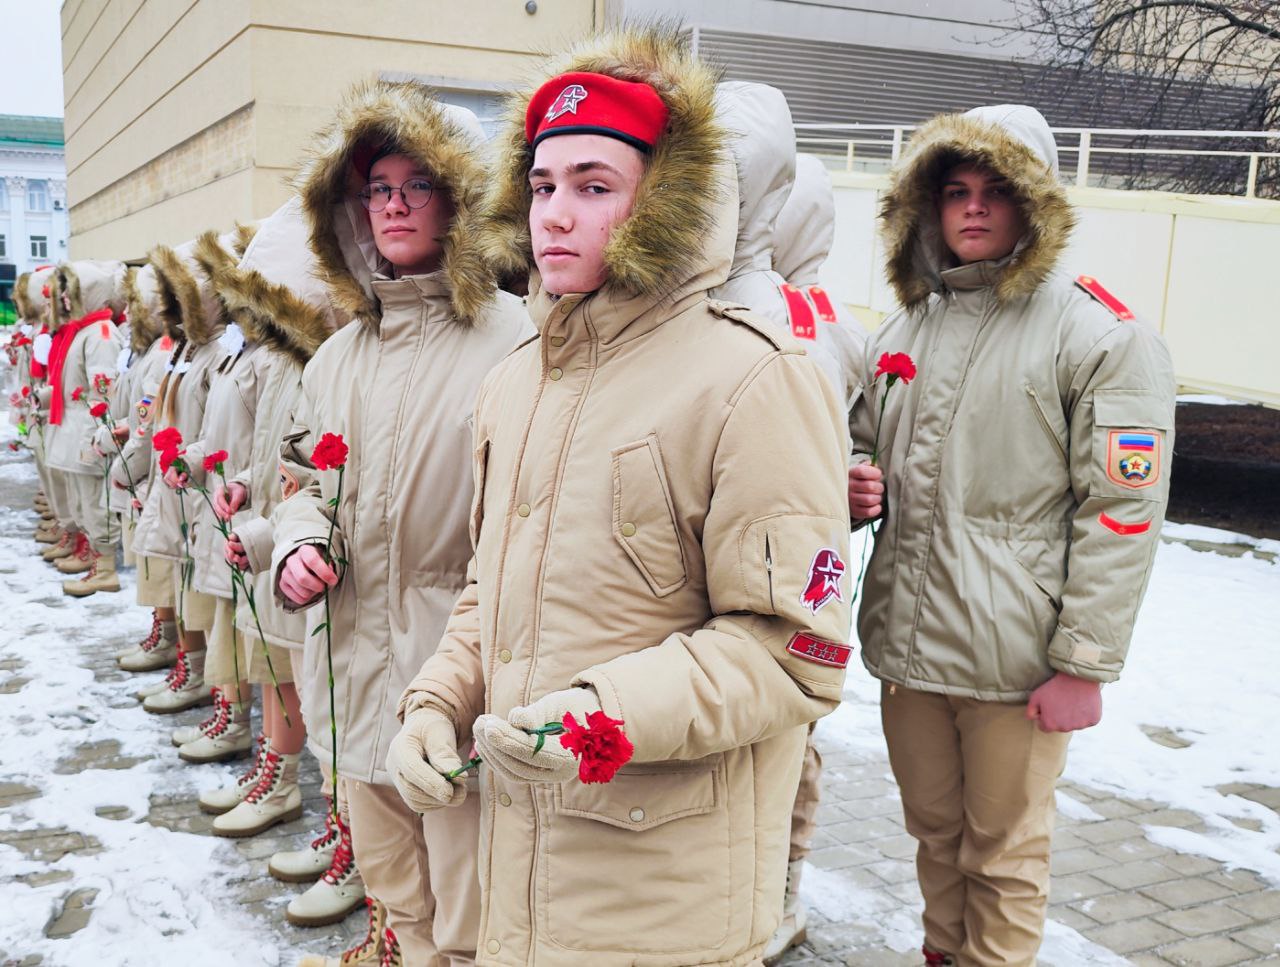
[486,940,501,955]
[499,793,512,807]
[548,367,563,381]
[499,649,512,664]
[621,522,637,537]
[516,503,530,517]
[550,335,565,347]
[629,807,645,823]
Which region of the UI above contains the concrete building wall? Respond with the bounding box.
[63,0,606,261]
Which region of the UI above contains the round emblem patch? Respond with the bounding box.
[1118,452,1152,482]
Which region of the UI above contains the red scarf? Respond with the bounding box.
[49,308,114,425]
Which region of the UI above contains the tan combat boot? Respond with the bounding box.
[285,810,364,926]
[63,551,120,597]
[199,735,268,815]
[212,748,302,837]
[269,798,339,883]
[295,897,386,966]
[178,691,252,763]
[117,611,161,660]
[41,529,72,559]
[55,533,93,574]
[763,859,808,965]
[143,648,212,714]
[34,519,59,542]
[119,618,179,673]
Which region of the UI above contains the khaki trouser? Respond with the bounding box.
[171,568,217,633]
[204,596,242,686]
[881,684,1070,967]
[68,471,114,552]
[136,555,175,608]
[47,467,76,531]
[789,724,822,861]
[344,778,482,967]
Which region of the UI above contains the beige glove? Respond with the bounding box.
[385,706,468,813]
[472,686,603,785]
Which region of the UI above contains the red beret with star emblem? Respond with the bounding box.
[526,71,669,153]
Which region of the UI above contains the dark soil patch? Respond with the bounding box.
[1169,402,1280,540]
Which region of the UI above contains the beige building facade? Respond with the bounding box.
[64,0,607,261]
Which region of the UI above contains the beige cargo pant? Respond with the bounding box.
[881,683,1070,967]
[789,724,822,860]
[344,778,482,967]
[68,470,114,552]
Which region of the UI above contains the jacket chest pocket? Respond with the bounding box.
[611,435,688,597]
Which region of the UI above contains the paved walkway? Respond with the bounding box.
[1,457,1277,965]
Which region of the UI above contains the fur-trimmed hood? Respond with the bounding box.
[48,260,127,330]
[880,104,1074,311]
[296,80,494,327]
[23,267,54,325]
[148,229,251,345]
[13,272,32,323]
[716,81,793,278]
[123,264,165,354]
[205,197,345,366]
[774,153,834,284]
[482,23,732,306]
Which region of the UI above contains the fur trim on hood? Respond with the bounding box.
[880,104,1074,312]
[48,260,127,330]
[205,197,343,367]
[13,272,31,322]
[296,80,495,327]
[123,265,164,355]
[482,22,726,302]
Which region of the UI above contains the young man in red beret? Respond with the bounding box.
[388,26,852,967]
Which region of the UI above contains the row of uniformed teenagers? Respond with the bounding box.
[3,21,1176,967]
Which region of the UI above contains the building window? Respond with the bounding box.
[27,181,49,212]
[0,234,6,258]
[30,236,48,259]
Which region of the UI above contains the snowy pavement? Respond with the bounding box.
[1,418,1278,965]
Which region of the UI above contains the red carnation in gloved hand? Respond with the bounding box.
[89,402,109,419]
[203,449,228,474]
[559,711,635,785]
[310,432,348,471]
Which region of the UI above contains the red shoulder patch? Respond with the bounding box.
[786,632,852,669]
[806,285,838,324]
[779,284,816,340]
[1075,276,1135,321]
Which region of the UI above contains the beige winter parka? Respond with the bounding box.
[269,83,531,783]
[132,231,250,564]
[851,105,1176,701]
[709,81,852,407]
[773,152,868,408]
[204,197,347,653]
[44,261,126,476]
[398,30,851,967]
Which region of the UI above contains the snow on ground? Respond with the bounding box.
[0,425,283,965]
[1175,393,1247,406]
[816,518,1280,960]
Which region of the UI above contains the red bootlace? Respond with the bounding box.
[203,692,231,738]
[923,947,954,966]
[342,899,379,963]
[322,822,355,886]
[236,736,267,788]
[139,613,162,652]
[244,750,282,804]
[309,800,339,851]
[73,533,90,561]
[380,927,399,967]
[167,652,191,692]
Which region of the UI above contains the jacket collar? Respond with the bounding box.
[369,272,458,335]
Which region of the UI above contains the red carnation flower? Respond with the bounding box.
[152,427,183,452]
[92,372,112,394]
[559,711,635,785]
[71,386,84,402]
[20,386,30,397]
[204,449,228,473]
[874,352,916,386]
[89,402,109,419]
[7,442,18,452]
[311,432,349,471]
[158,446,182,474]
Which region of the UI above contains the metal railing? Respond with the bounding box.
[795,123,1280,198]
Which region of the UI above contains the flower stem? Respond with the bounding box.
[323,464,345,823]
[443,723,565,780]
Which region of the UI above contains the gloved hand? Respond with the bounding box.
[472,686,602,784]
[386,706,468,814]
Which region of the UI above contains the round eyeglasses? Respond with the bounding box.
[359,178,435,213]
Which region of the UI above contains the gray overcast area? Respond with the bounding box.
[1,0,65,117]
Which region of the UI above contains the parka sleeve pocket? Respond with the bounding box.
[468,437,489,549]
[1088,390,1173,500]
[611,436,688,597]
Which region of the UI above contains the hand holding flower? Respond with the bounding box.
[214,481,248,521]
[224,532,250,570]
[279,543,338,607]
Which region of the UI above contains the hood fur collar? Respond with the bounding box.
[149,244,209,345]
[48,261,126,330]
[482,23,727,303]
[47,264,82,330]
[13,272,32,322]
[123,266,163,355]
[297,80,494,327]
[880,109,1074,312]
